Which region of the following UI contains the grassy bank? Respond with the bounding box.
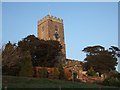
[2,76,119,89]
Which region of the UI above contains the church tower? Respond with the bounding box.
[37,15,66,62]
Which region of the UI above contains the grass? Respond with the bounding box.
[2,76,120,89]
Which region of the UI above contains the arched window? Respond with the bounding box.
[42,26,44,32]
[55,25,58,31]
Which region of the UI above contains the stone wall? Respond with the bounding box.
[37,15,66,61]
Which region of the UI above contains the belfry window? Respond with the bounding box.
[55,25,58,31]
[42,26,44,32]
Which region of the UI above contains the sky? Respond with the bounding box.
[2,2,118,68]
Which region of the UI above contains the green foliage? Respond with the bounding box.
[109,46,120,57]
[2,41,21,76]
[2,35,63,76]
[87,67,97,76]
[19,52,34,77]
[2,65,20,76]
[73,72,77,80]
[102,77,120,87]
[100,72,120,87]
[18,35,62,67]
[58,64,65,79]
[3,76,118,88]
[53,68,60,79]
[39,67,48,78]
[82,45,118,74]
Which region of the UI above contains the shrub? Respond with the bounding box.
[39,67,48,78]
[87,67,97,76]
[73,72,77,80]
[58,64,65,79]
[102,74,120,87]
[19,52,34,77]
[53,68,60,79]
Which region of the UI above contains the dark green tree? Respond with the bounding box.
[2,41,21,76]
[18,35,62,67]
[19,51,34,77]
[109,46,120,57]
[82,45,119,75]
[2,35,63,76]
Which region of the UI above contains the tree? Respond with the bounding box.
[82,45,119,75]
[2,35,63,76]
[109,46,120,57]
[19,51,34,77]
[2,41,21,76]
[18,35,62,67]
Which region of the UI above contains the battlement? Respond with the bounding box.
[38,15,63,25]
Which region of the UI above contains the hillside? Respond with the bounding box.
[2,76,119,90]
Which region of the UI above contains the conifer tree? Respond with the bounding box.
[19,51,34,77]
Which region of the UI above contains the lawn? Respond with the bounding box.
[2,76,120,90]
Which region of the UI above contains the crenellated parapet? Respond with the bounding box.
[38,15,63,25]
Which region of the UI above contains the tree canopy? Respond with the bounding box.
[2,35,63,76]
[82,45,119,74]
[18,35,62,67]
[2,41,21,75]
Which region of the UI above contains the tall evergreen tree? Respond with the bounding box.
[2,41,21,75]
[19,51,34,77]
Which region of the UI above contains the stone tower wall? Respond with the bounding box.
[38,15,66,59]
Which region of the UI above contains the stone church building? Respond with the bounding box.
[36,15,86,81]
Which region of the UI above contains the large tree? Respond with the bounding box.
[82,45,119,75]
[18,35,62,67]
[2,35,63,76]
[2,41,21,75]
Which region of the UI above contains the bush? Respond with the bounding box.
[73,72,77,80]
[58,64,65,79]
[87,67,97,76]
[102,77,120,87]
[3,66,18,76]
[75,79,82,82]
[39,67,48,78]
[19,52,34,77]
[53,68,60,79]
